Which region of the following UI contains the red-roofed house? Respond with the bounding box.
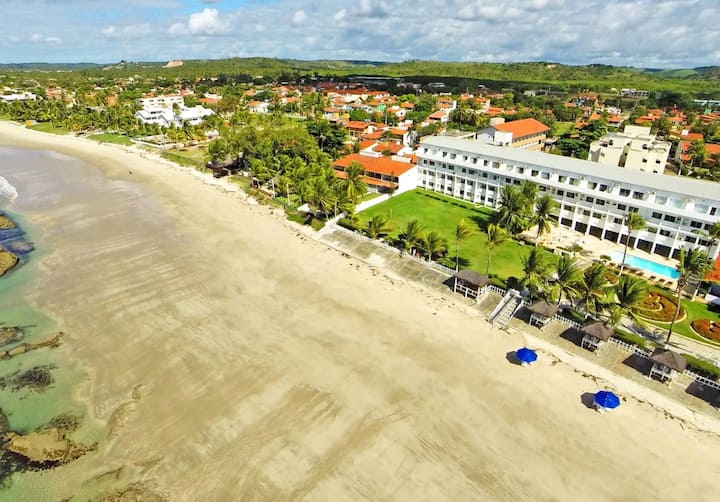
[677,141,720,163]
[477,118,550,150]
[333,153,418,194]
[344,121,374,138]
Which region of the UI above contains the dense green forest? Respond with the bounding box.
[3,59,720,97]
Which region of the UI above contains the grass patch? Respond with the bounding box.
[613,328,652,350]
[160,149,207,170]
[27,122,68,135]
[553,121,575,137]
[357,189,541,280]
[682,353,720,380]
[89,133,133,145]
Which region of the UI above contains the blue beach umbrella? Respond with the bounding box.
[593,390,620,411]
[516,347,538,365]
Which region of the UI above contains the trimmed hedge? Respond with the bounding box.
[639,291,684,323]
[691,319,720,342]
[612,328,651,350]
[682,353,720,381]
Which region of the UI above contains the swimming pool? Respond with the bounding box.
[609,251,679,279]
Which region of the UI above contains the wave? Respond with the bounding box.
[0,175,18,207]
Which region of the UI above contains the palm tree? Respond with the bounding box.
[343,161,368,203]
[400,219,425,255]
[485,223,508,275]
[611,274,649,327]
[309,177,336,217]
[576,263,612,316]
[421,231,448,261]
[365,214,393,240]
[618,212,646,276]
[666,247,713,345]
[521,246,551,299]
[454,218,474,271]
[519,179,539,213]
[496,185,527,235]
[552,254,582,306]
[687,140,708,167]
[533,195,556,246]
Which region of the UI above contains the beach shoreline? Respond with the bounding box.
[2,120,720,500]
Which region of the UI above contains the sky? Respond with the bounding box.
[1,0,718,68]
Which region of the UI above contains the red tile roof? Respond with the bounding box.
[678,141,720,162]
[372,142,404,154]
[333,153,416,177]
[493,118,550,138]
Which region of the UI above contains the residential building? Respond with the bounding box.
[588,125,670,174]
[0,92,36,103]
[621,88,651,98]
[416,136,720,260]
[476,118,550,150]
[135,105,214,128]
[137,95,184,110]
[333,153,417,194]
[247,101,270,114]
[677,140,720,163]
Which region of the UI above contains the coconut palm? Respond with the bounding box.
[552,254,582,306]
[533,195,557,246]
[618,212,646,276]
[485,223,508,275]
[399,219,425,255]
[309,177,336,216]
[454,218,474,271]
[520,180,539,213]
[610,274,649,327]
[666,247,713,345]
[365,214,393,240]
[421,231,448,261]
[687,140,708,167]
[520,246,551,298]
[496,185,527,235]
[576,263,612,315]
[342,161,368,202]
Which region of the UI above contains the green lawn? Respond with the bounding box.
[161,147,208,170]
[27,122,68,135]
[553,121,576,137]
[358,189,538,280]
[89,133,133,145]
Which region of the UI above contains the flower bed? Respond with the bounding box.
[639,291,685,323]
[691,319,720,343]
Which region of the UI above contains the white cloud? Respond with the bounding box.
[29,33,62,45]
[102,23,151,39]
[333,9,346,22]
[169,8,231,36]
[292,10,307,25]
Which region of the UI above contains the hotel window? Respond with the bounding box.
[619,188,631,197]
[442,152,447,157]
[685,235,697,243]
[700,239,710,246]
[468,169,475,176]
[482,173,488,178]
[472,158,478,164]
[647,227,657,234]
[659,229,672,237]
[629,207,639,213]
[596,199,605,206]
[531,170,539,177]
[557,190,564,196]
[663,215,676,223]
[539,186,547,192]
[582,209,590,216]
[541,172,550,179]
[566,192,576,199]
[592,212,603,218]
[586,196,594,203]
[429,161,435,166]
[559,175,567,183]
[599,184,608,192]
[711,207,717,216]
[655,196,667,204]
[461,168,467,173]
[613,217,623,224]
[617,204,627,211]
[632,192,644,200]
[652,212,662,219]
[588,182,598,189]
[518,167,524,174]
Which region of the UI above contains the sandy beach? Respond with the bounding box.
[2,121,720,501]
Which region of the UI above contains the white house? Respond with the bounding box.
[416,136,720,260]
[588,125,670,174]
[0,92,37,103]
[135,105,214,128]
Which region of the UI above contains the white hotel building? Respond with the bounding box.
[416,136,720,261]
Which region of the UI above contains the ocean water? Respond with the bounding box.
[0,151,103,497]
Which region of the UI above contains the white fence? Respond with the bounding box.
[354,194,390,213]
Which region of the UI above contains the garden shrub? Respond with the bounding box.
[691,319,720,343]
[612,328,650,350]
[337,218,360,232]
[638,291,684,322]
[682,353,720,381]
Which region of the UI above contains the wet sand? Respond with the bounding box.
[2,122,720,501]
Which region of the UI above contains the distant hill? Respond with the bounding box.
[0,62,103,71]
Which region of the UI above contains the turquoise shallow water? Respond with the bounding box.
[0,160,103,497]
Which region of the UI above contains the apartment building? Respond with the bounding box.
[416,136,720,260]
[137,95,185,110]
[588,125,670,174]
[476,118,550,151]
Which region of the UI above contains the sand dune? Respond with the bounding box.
[2,122,720,501]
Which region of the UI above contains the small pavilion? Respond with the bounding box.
[452,270,490,303]
[580,320,614,352]
[649,348,687,383]
[527,300,559,329]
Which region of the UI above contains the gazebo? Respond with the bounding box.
[580,320,614,352]
[649,348,687,383]
[452,270,490,303]
[527,300,559,329]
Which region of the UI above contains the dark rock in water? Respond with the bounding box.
[2,239,34,255]
[0,408,8,434]
[0,365,55,393]
[48,413,81,434]
[0,327,23,347]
